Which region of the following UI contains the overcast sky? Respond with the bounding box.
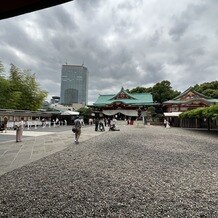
[0,0,218,104]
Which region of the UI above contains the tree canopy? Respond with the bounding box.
[129,80,218,103]
[193,81,218,98]
[151,80,180,103]
[0,62,48,110]
[77,106,94,124]
[0,60,4,75]
[129,86,152,94]
[129,80,180,103]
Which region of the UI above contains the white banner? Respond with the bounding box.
[103,109,138,117]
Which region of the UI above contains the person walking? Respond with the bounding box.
[89,118,93,125]
[166,120,171,128]
[104,117,107,127]
[3,116,8,133]
[95,118,99,131]
[108,117,111,128]
[99,118,105,131]
[164,119,167,128]
[73,116,82,144]
[15,117,24,142]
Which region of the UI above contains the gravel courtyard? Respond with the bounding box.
[0,125,217,217]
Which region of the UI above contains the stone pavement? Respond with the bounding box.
[0,125,105,176]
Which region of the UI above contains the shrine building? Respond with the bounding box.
[92,87,156,118]
[163,87,218,126]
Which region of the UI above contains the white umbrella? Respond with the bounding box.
[61,111,79,115]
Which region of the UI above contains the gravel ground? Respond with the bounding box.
[0,126,217,217]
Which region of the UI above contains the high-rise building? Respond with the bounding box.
[60,64,89,105]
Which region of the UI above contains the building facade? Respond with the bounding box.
[163,87,218,127]
[92,87,156,120]
[60,64,89,105]
[50,96,60,104]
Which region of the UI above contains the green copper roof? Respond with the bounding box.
[93,87,154,106]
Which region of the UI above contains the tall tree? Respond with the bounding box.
[0,62,48,110]
[18,70,47,110]
[129,80,180,103]
[0,60,4,75]
[8,64,23,108]
[152,80,180,103]
[0,75,11,108]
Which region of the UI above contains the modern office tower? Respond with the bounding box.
[60,64,89,105]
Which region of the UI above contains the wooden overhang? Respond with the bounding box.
[0,0,73,20]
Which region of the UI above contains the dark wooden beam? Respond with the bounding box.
[0,0,73,20]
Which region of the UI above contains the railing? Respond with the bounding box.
[5,120,67,130]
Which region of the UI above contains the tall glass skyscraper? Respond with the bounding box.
[60,65,89,105]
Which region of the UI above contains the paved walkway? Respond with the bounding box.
[0,125,106,176]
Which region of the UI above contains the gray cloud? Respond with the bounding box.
[169,3,206,41]
[169,21,190,41]
[0,0,218,103]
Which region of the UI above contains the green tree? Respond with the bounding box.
[0,62,48,110]
[18,70,47,110]
[129,86,152,94]
[129,81,180,103]
[77,106,93,124]
[193,81,218,98]
[0,61,11,108]
[8,64,23,108]
[146,106,157,121]
[151,80,180,103]
[0,60,4,75]
[0,76,11,108]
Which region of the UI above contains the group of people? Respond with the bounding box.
[94,118,105,131]
[2,115,170,144]
[13,116,80,144]
[72,116,119,144]
[52,118,67,127]
[0,116,32,142]
[4,115,118,144]
[94,117,118,131]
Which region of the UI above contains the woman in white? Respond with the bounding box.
[15,117,24,142]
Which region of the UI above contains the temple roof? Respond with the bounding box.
[163,87,218,105]
[93,87,154,107]
[173,87,210,100]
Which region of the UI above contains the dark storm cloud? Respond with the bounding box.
[0,0,218,103]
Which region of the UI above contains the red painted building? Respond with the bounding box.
[163,87,218,126]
